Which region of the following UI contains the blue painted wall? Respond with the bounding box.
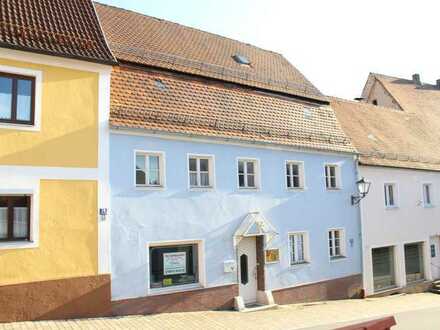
[110,133,362,300]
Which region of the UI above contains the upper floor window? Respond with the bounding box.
[422,183,433,207]
[384,183,397,207]
[0,72,35,125]
[238,159,259,189]
[135,151,164,188]
[189,155,214,189]
[325,164,340,189]
[328,228,345,259]
[286,161,305,189]
[0,195,31,242]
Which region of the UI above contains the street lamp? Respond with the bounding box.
[351,177,371,205]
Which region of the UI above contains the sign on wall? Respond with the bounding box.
[265,248,280,263]
[163,251,187,275]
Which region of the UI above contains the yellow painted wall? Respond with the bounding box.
[0,180,98,285]
[0,58,99,168]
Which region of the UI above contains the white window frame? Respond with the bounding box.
[146,239,206,296]
[288,231,310,265]
[422,183,433,207]
[187,154,215,190]
[237,158,260,190]
[384,182,398,208]
[324,163,342,190]
[285,160,305,190]
[0,65,42,132]
[0,188,39,250]
[134,150,166,189]
[328,228,346,260]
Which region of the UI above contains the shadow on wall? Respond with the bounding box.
[0,125,98,167]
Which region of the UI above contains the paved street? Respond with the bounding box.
[1,293,440,330]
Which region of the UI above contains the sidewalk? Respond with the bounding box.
[1,293,440,330]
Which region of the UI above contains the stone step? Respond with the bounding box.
[429,288,440,294]
[241,303,279,313]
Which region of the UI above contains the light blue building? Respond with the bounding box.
[99,3,363,314]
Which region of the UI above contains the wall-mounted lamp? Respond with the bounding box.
[351,177,371,205]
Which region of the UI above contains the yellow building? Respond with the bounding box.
[0,0,116,322]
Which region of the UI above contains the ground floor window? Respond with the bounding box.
[405,242,425,283]
[372,246,396,291]
[149,243,199,289]
[0,195,31,241]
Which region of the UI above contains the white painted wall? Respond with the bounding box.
[359,165,440,295]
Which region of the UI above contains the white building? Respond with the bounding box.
[332,73,440,296]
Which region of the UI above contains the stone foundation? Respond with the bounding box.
[0,274,111,323]
[272,274,363,305]
[112,284,238,316]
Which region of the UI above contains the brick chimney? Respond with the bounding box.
[412,73,422,86]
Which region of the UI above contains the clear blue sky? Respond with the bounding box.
[97,0,439,99]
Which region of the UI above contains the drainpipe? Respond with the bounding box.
[354,153,367,298]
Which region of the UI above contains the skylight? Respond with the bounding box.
[232,54,251,65]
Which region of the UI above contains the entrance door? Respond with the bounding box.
[430,236,440,280]
[238,237,257,304]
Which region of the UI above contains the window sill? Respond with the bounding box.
[189,187,215,192]
[135,185,165,191]
[330,256,347,262]
[290,261,311,268]
[385,206,399,210]
[0,122,39,132]
[286,187,307,192]
[148,283,203,296]
[423,204,435,208]
[326,187,342,192]
[0,240,38,250]
[238,187,260,192]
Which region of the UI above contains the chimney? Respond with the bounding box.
[437,79,440,89]
[412,73,422,86]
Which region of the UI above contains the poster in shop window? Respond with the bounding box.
[163,252,187,275]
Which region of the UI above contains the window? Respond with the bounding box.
[289,232,309,265]
[0,72,35,125]
[404,242,425,283]
[422,183,433,207]
[149,243,199,289]
[325,164,340,189]
[188,155,214,188]
[135,152,164,187]
[384,183,396,207]
[232,54,251,65]
[328,229,345,259]
[286,161,304,189]
[238,159,258,189]
[431,244,436,258]
[372,246,396,291]
[372,99,378,106]
[0,195,31,241]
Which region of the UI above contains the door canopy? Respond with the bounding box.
[234,212,278,246]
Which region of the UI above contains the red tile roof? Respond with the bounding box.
[331,97,440,171]
[95,2,326,102]
[0,0,116,64]
[110,65,355,154]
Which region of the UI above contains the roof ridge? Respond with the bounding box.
[94,1,283,56]
[329,95,412,114]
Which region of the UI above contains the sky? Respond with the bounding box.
[98,0,439,99]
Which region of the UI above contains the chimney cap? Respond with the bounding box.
[412,73,422,86]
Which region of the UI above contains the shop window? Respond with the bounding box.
[372,246,396,291]
[404,242,425,283]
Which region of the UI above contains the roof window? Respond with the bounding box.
[154,79,167,91]
[232,54,251,65]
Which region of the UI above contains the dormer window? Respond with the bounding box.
[232,54,251,66]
